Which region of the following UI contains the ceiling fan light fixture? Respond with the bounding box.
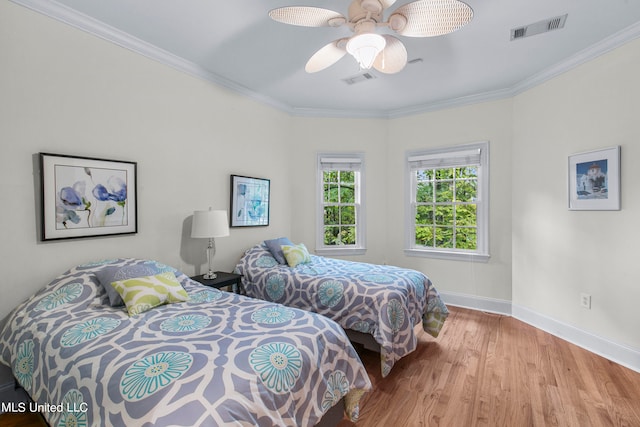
[346,33,386,70]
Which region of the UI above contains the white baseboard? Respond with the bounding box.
[439,291,512,316]
[439,292,640,374]
[512,304,640,374]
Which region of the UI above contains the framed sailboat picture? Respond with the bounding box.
[568,146,620,211]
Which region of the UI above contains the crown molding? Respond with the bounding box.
[10,0,294,115]
[290,107,390,119]
[11,0,640,119]
[389,20,640,118]
[387,87,515,118]
[511,20,640,96]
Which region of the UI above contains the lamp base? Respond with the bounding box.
[203,271,217,280]
[204,238,217,280]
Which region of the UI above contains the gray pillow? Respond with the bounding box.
[95,259,178,307]
[264,237,293,265]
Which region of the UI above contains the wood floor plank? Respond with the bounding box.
[338,306,640,427]
[0,412,48,427]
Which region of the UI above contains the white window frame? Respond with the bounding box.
[316,153,366,256]
[404,141,490,262]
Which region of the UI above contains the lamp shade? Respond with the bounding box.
[346,33,386,70]
[191,209,229,238]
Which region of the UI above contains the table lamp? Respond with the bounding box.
[191,208,229,279]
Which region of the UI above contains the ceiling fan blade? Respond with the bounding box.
[373,35,407,74]
[379,0,398,10]
[269,7,346,27]
[389,0,473,37]
[305,40,348,73]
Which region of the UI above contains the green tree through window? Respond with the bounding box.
[317,154,365,255]
[414,167,478,250]
[323,170,357,245]
[406,142,489,261]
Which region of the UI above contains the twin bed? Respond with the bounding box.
[0,258,371,426]
[234,241,449,377]
[0,243,448,426]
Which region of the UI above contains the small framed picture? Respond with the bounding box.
[40,153,137,240]
[568,146,620,211]
[230,175,270,227]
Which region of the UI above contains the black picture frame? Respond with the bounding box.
[40,152,138,241]
[230,175,270,227]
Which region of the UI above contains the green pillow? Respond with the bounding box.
[111,272,189,316]
[281,243,312,268]
[94,259,180,307]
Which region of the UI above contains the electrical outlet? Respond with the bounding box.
[580,293,591,309]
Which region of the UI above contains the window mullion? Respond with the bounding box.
[406,142,488,260]
[317,153,365,254]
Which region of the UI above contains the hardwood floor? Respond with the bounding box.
[339,306,640,427]
[1,306,638,426]
[0,412,47,427]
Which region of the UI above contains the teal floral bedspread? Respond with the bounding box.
[234,244,449,377]
[0,259,371,426]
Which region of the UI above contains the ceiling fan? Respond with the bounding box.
[269,0,474,74]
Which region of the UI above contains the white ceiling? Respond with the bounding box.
[14,0,640,118]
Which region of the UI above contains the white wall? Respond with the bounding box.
[385,100,514,302]
[512,38,640,351]
[288,101,515,308]
[2,0,639,368]
[0,2,292,318]
[288,117,389,264]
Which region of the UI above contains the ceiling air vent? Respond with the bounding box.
[510,14,567,41]
[342,72,376,85]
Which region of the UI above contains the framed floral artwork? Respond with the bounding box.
[40,153,138,240]
[568,146,620,211]
[230,175,270,227]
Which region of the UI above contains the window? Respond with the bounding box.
[316,153,365,255]
[405,142,489,262]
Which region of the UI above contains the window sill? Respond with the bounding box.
[315,247,366,256]
[404,249,490,263]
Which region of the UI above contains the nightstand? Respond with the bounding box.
[190,272,244,294]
